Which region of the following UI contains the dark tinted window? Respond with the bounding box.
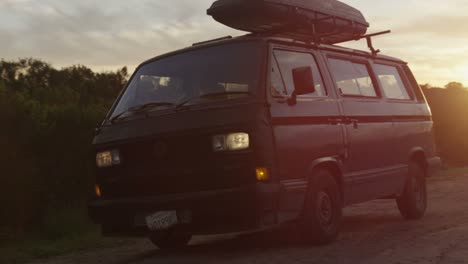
[374,64,411,100]
[328,58,377,97]
[273,50,326,97]
[111,42,262,119]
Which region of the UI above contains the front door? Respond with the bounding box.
[269,46,346,214]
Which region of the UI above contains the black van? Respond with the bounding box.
[89,0,441,248]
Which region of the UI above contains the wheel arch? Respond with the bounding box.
[307,157,344,204]
[409,147,428,176]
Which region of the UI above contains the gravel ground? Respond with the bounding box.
[30,171,468,264]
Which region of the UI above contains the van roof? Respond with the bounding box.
[139,34,405,68]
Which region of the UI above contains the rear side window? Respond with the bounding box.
[272,50,326,97]
[374,64,411,100]
[403,65,426,102]
[328,58,377,97]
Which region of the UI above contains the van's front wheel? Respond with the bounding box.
[397,162,427,220]
[148,229,192,250]
[300,170,342,244]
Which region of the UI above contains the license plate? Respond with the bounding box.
[145,211,178,231]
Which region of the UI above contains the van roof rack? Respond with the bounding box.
[269,29,392,56]
[192,36,233,46]
[358,30,392,56]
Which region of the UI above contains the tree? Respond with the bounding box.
[445,81,465,91]
[0,58,128,235]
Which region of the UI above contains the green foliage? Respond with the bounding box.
[0,58,127,236]
[424,83,468,165]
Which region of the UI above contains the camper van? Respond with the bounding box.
[88,0,441,248]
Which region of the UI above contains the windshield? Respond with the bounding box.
[110,41,263,119]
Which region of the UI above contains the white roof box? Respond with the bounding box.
[208,0,370,44]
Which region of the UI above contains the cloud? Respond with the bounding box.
[0,0,467,86]
[396,16,468,39]
[0,0,241,69]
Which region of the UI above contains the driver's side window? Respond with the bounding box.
[271,50,327,97]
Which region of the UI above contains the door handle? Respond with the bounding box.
[352,119,359,129]
[345,118,359,129]
[328,118,343,125]
[328,118,358,128]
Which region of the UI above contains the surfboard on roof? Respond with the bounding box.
[207,0,370,44]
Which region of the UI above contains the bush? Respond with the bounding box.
[423,85,468,165]
[0,59,127,236]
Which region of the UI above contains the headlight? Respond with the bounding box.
[96,149,121,168]
[212,133,250,152]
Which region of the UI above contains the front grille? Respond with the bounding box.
[122,136,212,174]
[99,135,255,198]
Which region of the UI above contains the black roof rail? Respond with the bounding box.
[192,36,233,46]
[360,30,392,56]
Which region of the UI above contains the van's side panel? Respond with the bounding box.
[267,43,346,221]
[379,63,435,170]
[321,52,405,204]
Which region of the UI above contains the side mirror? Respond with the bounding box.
[288,66,316,105]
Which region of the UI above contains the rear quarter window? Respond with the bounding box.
[403,65,426,102]
[374,64,411,100]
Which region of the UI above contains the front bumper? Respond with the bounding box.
[88,183,279,236]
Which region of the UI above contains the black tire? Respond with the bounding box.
[397,161,427,220]
[148,229,192,250]
[299,169,342,245]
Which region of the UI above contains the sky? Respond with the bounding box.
[0,0,467,87]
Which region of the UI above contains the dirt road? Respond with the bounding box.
[32,171,468,264]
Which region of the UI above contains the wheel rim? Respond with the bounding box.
[317,191,334,228]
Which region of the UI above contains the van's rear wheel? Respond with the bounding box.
[148,229,192,250]
[397,161,427,220]
[299,169,342,245]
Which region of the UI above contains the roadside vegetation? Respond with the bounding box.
[423,82,468,166]
[0,58,467,262]
[0,59,127,263]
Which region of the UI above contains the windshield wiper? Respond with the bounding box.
[109,111,128,124]
[110,102,176,123]
[175,91,250,110]
[129,102,175,112]
[200,91,250,98]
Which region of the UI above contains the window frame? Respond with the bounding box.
[401,64,426,103]
[326,54,382,99]
[106,40,264,121]
[271,48,329,99]
[372,61,416,102]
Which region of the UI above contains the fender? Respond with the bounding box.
[307,156,346,191]
[277,156,345,224]
[306,156,343,177]
[407,146,442,177]
[306,156,350,205]
[408,146,428,171]
[408,146,426,161]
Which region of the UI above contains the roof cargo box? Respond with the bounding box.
[207,0,370,44]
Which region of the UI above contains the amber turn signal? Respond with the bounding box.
[256,167,270,182]
[95,184,102,197]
